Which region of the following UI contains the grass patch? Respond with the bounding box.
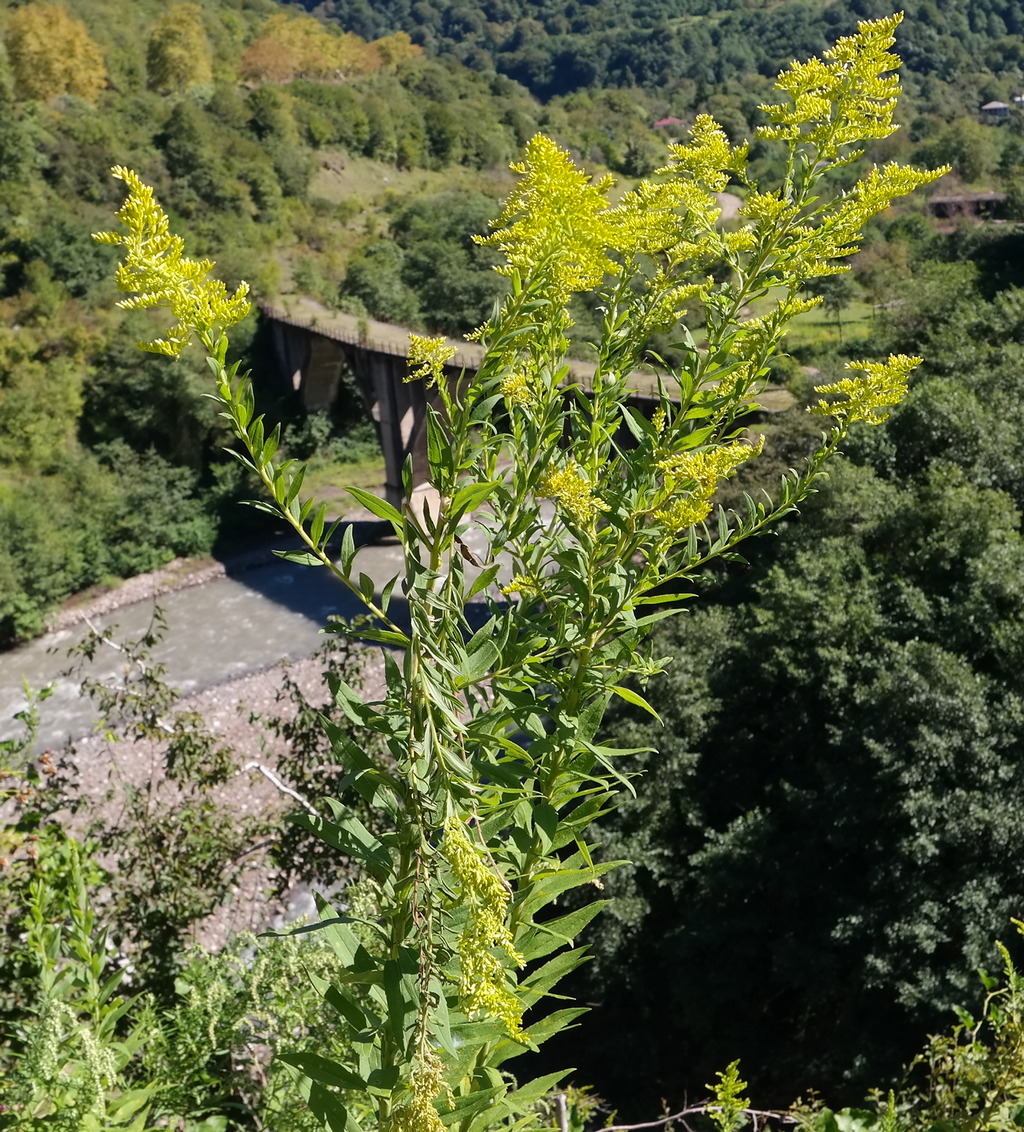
[783,298,876,350]
[303,454,388,517]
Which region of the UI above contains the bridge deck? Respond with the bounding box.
[259,297,795,412]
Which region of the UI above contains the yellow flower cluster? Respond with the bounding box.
[608,178,690,260]
[501,573,542,597]
[654,438,763,533]
[758,14,903,161]
[816,163,949,265]
[730,295,820,371]
[665,114,748,193]
[810,354,922,425]
[388,1048,454,1132]
[441,818,525,1041]
[537,459,610,527]
[476,134,618,304]
[407,334,456,387]
[93,167,251,357]
[499,369,534,407]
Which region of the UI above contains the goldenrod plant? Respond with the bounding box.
[94,15,944,1131]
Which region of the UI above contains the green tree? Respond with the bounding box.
[575,459,1024,1110]
[340,240,422,325]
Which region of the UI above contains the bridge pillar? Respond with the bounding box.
[343,347,433,510]
[266,322,345,412]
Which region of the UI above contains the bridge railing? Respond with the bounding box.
[257,301,485,373]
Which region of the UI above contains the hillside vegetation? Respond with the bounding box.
[303,0,1024,99]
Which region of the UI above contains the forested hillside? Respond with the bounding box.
[5,0,1024,645]
[304,0,1024,99]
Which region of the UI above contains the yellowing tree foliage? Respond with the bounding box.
[239,13,383,83]
[4,3,105,103]
[146,3,213,94]
[372,30,422,67]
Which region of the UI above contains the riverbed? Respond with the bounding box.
[0,534,407,749]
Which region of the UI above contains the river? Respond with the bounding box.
[0,539,411,750]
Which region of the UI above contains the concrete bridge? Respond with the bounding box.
[260,297,793,507]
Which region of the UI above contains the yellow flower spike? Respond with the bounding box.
[501,573,542,597]
[819,162,949,255]
[537,459,610,527]
[665,114,748,193]
[810,353,922,425]
[93,167,250,357]
[407,334,456,387]
[607,178,688,259]
[654,437,764,534]
[758,14,903,162]
[441,818,525,1042]
[477,134,618,305]
[498,369,534,407]
[388,1048,454,1132]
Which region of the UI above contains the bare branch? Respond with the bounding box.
[599,1106,797,1132]
[555,1093,569,1132]
[244,761,322,817]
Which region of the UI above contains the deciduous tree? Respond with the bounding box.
[4,2,105,104]
[146,3,213,94]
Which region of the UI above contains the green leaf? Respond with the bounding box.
[105,1089,152,1124]
[450,481,499,518]
[262,422,281,465]
[278,1051,366,1090]
[458,637,499,686]
[532,802,558,853]
[285,463,306,506]
[366,1065,401,1097]
[520,1007,588,1050]
[439,1087,506,1127]
[467,562,500,600]
[290,809,393,882]
[518,900,610,962]
[273,549,324,567]
[380,573,399,614]
[633,608,686,630]
[427,408,449,479]
[241,499,280,517]
[518,945,592,1004]
[576,694,610,745]
[308,973,371,1031]
[383,956,418,1047]
[310,502,327,547]
[519,861,625,918]
[340,523,356,574]
[345,486,403,527]
[618,403,654,442]
[354,628,413,648]
[467,1070,571,1132]
[609,683,663,722]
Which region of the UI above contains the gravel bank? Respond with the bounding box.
[49,545,283,633]
[63,640,387,949]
